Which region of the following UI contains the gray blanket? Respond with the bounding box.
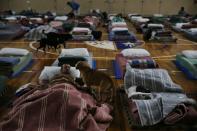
[24,25,57,41]
[131,92,196,126]
[124,64,183,93]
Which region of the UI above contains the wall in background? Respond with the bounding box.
[0,0,196,15]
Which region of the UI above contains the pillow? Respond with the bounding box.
[55,16,68,21]
[69,67,80,78]
[112,27,128,32]
[188,28,197,33]
[60,48,89,57]
[58,56,87,66]
[148,24,164,28]
[121,49,150,57]
[39,66,80,82]
[182,50,197,59]
[0,48,29,56]
[39,66,61,81]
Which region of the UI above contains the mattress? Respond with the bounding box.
[72,34,94,41]
[0,24,26,40]
[183,30,197,42]
[0,76,7,96]
[175,54,197,79]
[114,54,157,79]
[52,53,95,69]
[12,53,33,77]
[109,32,137,42]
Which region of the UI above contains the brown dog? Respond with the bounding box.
[75,61,115,104]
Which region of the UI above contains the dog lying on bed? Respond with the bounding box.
[37,31,73,53]
[75,61,115,104]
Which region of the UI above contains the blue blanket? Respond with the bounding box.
[0,57,20,66]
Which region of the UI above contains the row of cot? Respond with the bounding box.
[113,48,197,127]
[0,48,113,131]
[128,13,197,42]
[128,14,177,42]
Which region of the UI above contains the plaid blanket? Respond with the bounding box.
[0,74,113,131]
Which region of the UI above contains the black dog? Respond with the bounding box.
[37,31,72,53]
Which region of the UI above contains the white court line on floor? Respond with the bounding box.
[152,55,176,59]
[29,41,59,55]
[23,71,35,73]
[154,59,175,61]
[178,38,197,44]
[0,41,28,44]
[33,58,57,60]
[171,71,182,73]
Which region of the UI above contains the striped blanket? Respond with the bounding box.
[124,64,183,93]
[0,74,113,131]
[131,92,196,126]
[24,25,57,41]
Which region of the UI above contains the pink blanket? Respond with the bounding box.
[0,76,113,131]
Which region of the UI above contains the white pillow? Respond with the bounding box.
[153,14,163,17]
[188,28,197,33]
[175,23,189,28]
[55,16,68,21]
[137,18,150,23]
[69,67,80,78]
[148,24,164,28]
[112,22,127,26]
[39,66,61,81]
[182,50,197,59]
[60,48,89,57]
[72,27,91,32]
[0,48,29,56]
[112,27,128,32]
[121,49,150,57]
[39,66,80,81]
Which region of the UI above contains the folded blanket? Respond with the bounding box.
[58,56,87,66]
[114,31,130,35]
[128,58,158,68]
[0,48,29,56]
[0,57,20,66]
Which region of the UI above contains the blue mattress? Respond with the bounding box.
[183,30,197,42]
[0,76,7,96]
[174,60,197,80]
[0,24,26,40]
[109,31,137,42]
[112,60,122,79]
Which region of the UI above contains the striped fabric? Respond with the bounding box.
[128,58,158,68]
[124,64,183,93]
[124,64,196,126]
[24,25,57,41]
[0,74,113,131]
[131,92,196,126]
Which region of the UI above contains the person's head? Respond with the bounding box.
[67,2,71,6]
[180,6,185,11]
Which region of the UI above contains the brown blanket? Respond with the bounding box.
[0,75,113,131]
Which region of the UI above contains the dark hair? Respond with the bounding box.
[181,6,184,10]
[67,2,71,5]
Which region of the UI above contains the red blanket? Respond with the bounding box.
[0,76,113,131]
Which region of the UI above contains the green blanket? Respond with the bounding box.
[176,54,197,77]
